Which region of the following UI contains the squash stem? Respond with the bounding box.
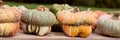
[0,0,3,6]
[0,0,4,8]
[112,11,120,20]
[87,8,91,11]
[72,7,79,13]
[37,6,47,11]
[87,8,93,13]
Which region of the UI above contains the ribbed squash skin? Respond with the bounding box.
[0,5,21,37]
[21,7,57,35]
[0,23,19,37]
[97,12,120,37]
[62,25,92,37]
[57,10,97,25]
[21,23,51,36]
[22,10,56,26]
[0,5,21,23]
[57,7,94,37]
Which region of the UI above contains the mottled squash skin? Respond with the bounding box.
[97,11,120,37]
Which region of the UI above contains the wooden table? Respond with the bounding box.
[0,30,119,40]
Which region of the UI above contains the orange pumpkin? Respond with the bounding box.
[0,5,21,23]
[57,7,84,25]
[57,7,95,37]
[0,1,21,37]
[57,8,97,25]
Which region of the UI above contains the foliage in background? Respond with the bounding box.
[3,0,120,8]
[3,1,120,12]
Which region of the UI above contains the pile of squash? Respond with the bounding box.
[0,0,120,38]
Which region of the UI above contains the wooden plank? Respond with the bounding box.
[0,30,120,40]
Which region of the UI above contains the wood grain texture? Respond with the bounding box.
[0,30,120,40]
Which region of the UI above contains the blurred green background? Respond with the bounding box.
[3,0,120,8]
[2,0,120,12]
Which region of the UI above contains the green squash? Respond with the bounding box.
[97,11,120,37]
[21,9,57,35]
[21,10,56,26]
[50,4,74,15]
